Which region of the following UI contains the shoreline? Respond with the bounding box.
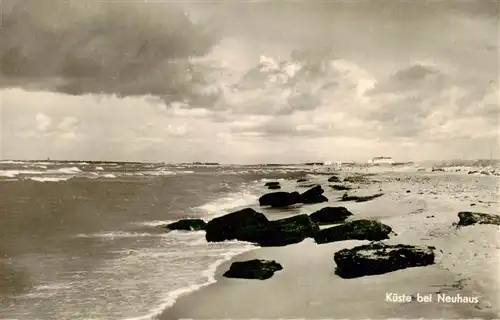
[160,239,499,320]
[159,171,499,320]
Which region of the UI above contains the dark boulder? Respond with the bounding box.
[302,195,329,204]
[259,191,301,207]
[309,207,353,225]
[341,193,384,203]
[297,178,308,182]
[330,184,352,191]
[264,181,280,187]
[205,208,269,242]
[300,185,328,204]
[223,259,283,280]
[257,214,320,247]
[268,185,281,190]
[165,219,207,231]
[457,211,500,227]
[328,175,341,182]
[314,219,392,244]
[334,243,435,278]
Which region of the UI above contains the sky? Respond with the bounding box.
[1,0,499,164]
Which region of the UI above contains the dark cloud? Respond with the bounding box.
[0,0,217,98]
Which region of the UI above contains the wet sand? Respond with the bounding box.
[162,239,498,319]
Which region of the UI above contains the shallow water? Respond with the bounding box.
[0,162,304,320]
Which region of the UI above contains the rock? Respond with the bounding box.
[257,214,320,247]
[205,208,270,242]
[268,185,281,190]
[205,208,319,246]
[329,184,352,191]
[341,193,384,203]
[314,219,392,244]
[334,243,435,278]
[343,175,369,183]
[264,182,280,187]
[328,175,341,183]
[470,203,476,206]
[297,178,308,182]
[165,219,207,231]
[457,211,500,227]
[406,190,411,193]
[302,194,329,204]
[259,191,301,207]
[223,259,283,280]
[426,215,435,218]
[300,185,328,204]
[309,207,353,225]
[298,183,319,188]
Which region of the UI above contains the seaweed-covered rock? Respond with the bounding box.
[257,214,320,247]
[300,185,328,204]
[343,175,370,183]
[297,178,308,182]
[165,219,206,231]
[328,175,341,183]
[334,243,435,278]
[259,191,301,207]
[314,219,392,244]
[298,183,319,188]
[457,212,500,227]
[309,207,353,225]
[329,184,352,191]
[341,193,384,203]
[223,259,283,280]
[264,181,280,187]
[205,208,269,242]
[268,185,281,190]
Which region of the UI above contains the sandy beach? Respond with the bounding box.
[161,170,500,320]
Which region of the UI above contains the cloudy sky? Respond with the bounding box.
[1,0,499,164]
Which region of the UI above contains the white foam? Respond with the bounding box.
[57,167,82,174]
[74,231,168,239]
[0,169,45,177]
[122,247,257,320]
[195,191,258,218]
[29,177,71,182]
[102,174,117,178]
[132,220,176,227]
[143,170,176,176]
[95,166,104,171]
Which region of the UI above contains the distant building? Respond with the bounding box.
[368,157,395,165]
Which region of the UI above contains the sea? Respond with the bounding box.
[0,161,308,320]
[1,160,499,319]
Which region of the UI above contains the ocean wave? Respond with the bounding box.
[194,190,258,217]
[29,177,72,182]
[131,220,177,227]
[102,174,117,178]
[56,167,82,174]
[74,231,169,239]
[143,170,176,176]
[122,246,257,320]
[0,169,45,177]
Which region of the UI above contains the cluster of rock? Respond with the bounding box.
[456,211,500,227]
[164,173,500,281]
[259,185,328,207]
